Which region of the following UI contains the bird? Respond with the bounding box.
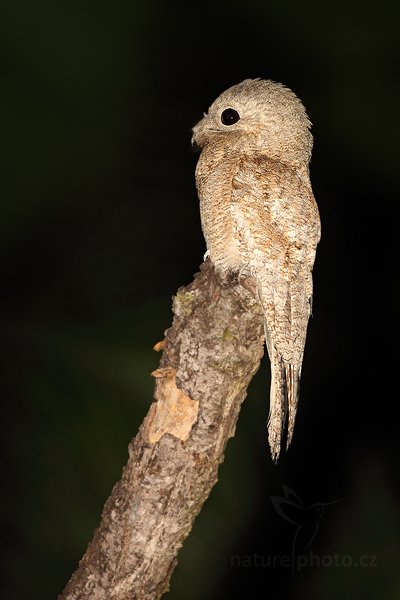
[192,78,321,460]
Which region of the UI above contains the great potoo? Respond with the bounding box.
[192,78,321,460]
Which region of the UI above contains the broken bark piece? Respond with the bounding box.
[148,369,199,443]
[153,340,166,352]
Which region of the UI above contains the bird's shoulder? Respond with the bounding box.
[230,154,320,250]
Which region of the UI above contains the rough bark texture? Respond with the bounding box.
[59,260,266,600]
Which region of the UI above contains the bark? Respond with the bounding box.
[59,260,266,600]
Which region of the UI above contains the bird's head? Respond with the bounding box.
[192,78,313,165]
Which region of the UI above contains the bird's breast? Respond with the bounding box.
[195,153,244,273]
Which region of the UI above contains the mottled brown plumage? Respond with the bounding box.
[192,79,321,460]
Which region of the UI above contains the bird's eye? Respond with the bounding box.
[221,108,240,126]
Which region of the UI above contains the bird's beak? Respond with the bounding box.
[191,119,205,151]
[191,135,201,152]
[192,111,219,150]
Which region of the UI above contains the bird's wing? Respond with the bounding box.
[230,156,320,459]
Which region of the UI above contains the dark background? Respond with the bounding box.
[1,1,399,598]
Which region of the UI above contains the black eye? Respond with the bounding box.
[221,108,240,126]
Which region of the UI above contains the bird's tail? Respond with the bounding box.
[258,277,307,460]
[267,352,301,461]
